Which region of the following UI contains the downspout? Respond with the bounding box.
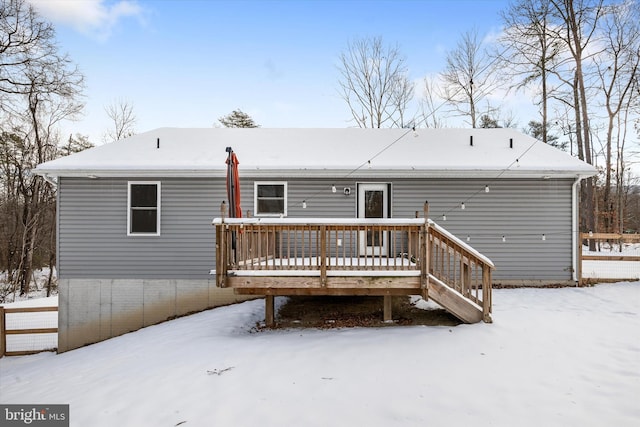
[41,173,58,188]
[572,177,581,282]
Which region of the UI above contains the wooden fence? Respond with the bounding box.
[0,306,58,357]
[579,233,640,285]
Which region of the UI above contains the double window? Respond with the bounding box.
[254,182,287,216]
[128,182,161,235]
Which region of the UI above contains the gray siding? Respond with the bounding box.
[59,177,225,280]
[59,176,575,282]
[392,178,574,282]
[261,177,574,281]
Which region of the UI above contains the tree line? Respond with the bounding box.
[337,0,640,240]
[1,0,638,298]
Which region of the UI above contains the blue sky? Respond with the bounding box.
[30,0,518,143]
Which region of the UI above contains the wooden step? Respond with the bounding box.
[427,275,483,324]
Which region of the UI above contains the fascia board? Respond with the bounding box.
[35,167,596,180]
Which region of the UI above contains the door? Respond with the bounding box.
[358,183,389,256]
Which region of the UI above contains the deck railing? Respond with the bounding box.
[216,218,425,276]
[428,221,493,316]
[213,212,494,321]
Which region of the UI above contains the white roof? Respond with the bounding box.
[35,127,597,179]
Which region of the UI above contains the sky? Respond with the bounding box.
[26,0,529,144]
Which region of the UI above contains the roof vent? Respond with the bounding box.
[470,135,473,146]
[510,138,513,149]
[157,138,160,149]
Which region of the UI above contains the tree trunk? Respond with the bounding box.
[602,117,615,232]
[17,178,41,296]
[541,63,548,144]
[46,252,55,297]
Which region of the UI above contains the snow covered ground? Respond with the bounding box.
[582,243,640,279]
[0,268,57,304]
[1,282,638,426]
[1,296,58,353]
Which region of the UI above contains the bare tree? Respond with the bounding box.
[594,0,640,233]
[419,75,447,128]
[498,0,561,144]
[548,0,604,237]
[440,29,502,128]
[104,99,136,142]
[0,0,84,295]
[338,36,414,128]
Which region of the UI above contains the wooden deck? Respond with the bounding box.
[213,213,494,325]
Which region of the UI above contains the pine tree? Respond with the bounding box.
[218,110,259,128]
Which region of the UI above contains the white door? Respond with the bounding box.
[358,183,389,256]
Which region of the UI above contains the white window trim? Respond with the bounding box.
[127,181,161,236]
[254,181,287,217]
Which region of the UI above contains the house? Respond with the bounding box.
[35,127,597,351]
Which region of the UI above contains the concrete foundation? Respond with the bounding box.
[57,278,254,352]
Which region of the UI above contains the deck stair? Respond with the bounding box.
[213,204,494,325]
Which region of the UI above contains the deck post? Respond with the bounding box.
[462,262,470,296]
[482,266,492,323]
[577,232,584,286]
[383,295,392,322]
[220,201,227,220]
[218,201,228,287]
[421,201,430,300]
[265,295,275,327]
[320,225,327,287]
[215,224,222,286]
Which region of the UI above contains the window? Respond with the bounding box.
[128,182,161,235]
[254,182,287,216]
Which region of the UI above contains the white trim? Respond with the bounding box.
[127,181,161,236]
[33,168,598,180]
[572,177,580,282]
[358,183,390,256]
[254,181,287,217]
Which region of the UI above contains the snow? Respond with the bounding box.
[582,243,640,280]
[1,297,58,353]
[213,217,427,225]
[0,268,57,304]
[1,283,638,426]
[1,296,58,309]
[34,128,596,179]
[582,261,640,279]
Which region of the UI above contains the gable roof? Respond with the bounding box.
[35,127,597,179]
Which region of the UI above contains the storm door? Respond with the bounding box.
[357,183,390,256]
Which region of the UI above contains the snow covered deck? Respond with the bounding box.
[213,213,494,325]
[228,256,419,277]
